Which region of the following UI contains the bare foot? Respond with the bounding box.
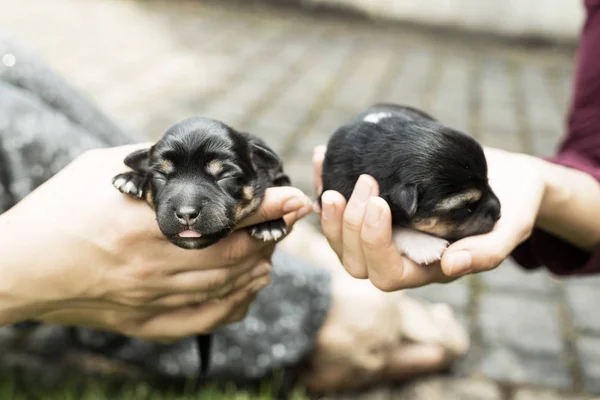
[279,221,470,392]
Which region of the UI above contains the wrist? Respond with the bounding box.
[0,210,60,325]
[536,157,600,250]
[537,158,570,219]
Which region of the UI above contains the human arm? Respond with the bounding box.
[312,144,600,291]
[0,145,312,340]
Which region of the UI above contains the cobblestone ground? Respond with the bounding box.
[1,0,598,399]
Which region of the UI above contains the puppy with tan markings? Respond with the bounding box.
[112,117,291,249]
[112,117,291,376]
[321,103,501,265]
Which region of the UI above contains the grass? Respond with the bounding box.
[0,374,311,400]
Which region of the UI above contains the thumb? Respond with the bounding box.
[236,186,313,229]
[440,220,529,277]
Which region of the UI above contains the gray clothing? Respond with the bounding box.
[0,31,331,382]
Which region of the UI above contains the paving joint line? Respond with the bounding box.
[508,61,535,155]
[556,283,585,392]
[238,29,332,126]
[466,264,484,373]
[467,54,483,141]
[278,44,368,161]
[184,23,302,111]
[369,49,405,104]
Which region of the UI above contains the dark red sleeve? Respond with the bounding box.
[511,0,600,276]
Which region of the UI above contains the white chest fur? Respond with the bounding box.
[392,227,449,265]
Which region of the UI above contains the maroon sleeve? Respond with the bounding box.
[511,0,600,276]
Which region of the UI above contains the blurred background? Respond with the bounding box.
[1,0,598,399]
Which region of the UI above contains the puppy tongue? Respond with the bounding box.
[179,230,202,238]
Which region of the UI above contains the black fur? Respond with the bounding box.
[321,103,501,241]
[112,117,291,376]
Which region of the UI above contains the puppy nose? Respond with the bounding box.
[484,204,501,222]
[175,206,200,225]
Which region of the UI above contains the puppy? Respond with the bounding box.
[321,103,501,265]
[112,117,291,376]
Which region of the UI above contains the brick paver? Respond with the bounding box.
[1,0,596,398]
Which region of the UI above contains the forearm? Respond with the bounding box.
[536,158,600,251]
[0,212,55,325]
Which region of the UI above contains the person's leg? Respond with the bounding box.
[279,221,469,391]
[0,30,333,384]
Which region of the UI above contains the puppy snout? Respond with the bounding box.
[483,199,501,222]
[175,206,200,226]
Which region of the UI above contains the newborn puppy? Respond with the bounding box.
[112,117,291,375]
[321,103,501,265]
[113,117,291,248]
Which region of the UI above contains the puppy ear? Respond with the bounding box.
[124,147,153,172]
[249,138,281,170]
[390,183,418,218]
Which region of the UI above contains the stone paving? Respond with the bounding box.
[1,0,599,399]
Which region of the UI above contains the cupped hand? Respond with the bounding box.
[312,145,545,291]
[0,145,313,341]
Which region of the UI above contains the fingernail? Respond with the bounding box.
[446,251,472,276]
[296,203,313,219]
[321,191,337,221]
[283,195,310,213]
[352,175,373,204]
[365,198,383,225]
[250,262,271,278]
[251,276,270,292]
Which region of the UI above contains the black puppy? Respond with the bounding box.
[112,117,291,376]
[321,103,501,264]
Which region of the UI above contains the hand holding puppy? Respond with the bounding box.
[0,145,312,341]
[313,145,545,291]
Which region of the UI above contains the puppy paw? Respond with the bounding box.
[392,227,449,265]
[249,218,288,242]
[112,172,145,198]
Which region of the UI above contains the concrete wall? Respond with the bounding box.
[300,0,585,42]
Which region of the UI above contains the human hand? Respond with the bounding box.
[312,145,544,291]
[0,145,313,341]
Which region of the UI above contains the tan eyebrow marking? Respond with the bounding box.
[243,185,254,201]
[207,160,223,176]
[435,189,482,211]
[158,159,174,174]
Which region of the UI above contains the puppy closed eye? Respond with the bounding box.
[217,171,242,182]
[436,189,482,213]
[465,201,479,214]
[156,159,175,175]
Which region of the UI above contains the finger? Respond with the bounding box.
[225,276,268,325]
[208,262,270,302]
[313,145,327,203]
[154,229,275,273]
[441,216,530,277]
[140,281,261,338]
[320,190,346,262]
[225,274,270,323]
[236,187,312,229]
[361,197,453,291]
[282,202,314,231]
[226,299,254,323]
[341,175,379,279]
[150,262,271,307]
